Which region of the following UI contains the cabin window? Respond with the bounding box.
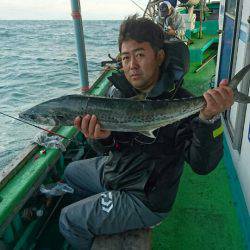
[226,0,237,17]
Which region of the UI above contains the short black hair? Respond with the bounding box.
[118,14,164,52]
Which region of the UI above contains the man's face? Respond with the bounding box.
[159,3,171,18]
[121,40,162,93]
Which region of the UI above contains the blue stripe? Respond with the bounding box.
[239,29,248,43]
[223,138,250,248]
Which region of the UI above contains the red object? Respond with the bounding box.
[34,154,40,161]
[71,11,82,20]
[41,127,69,139]
[115,143,120,151]
[40,149,46,155]
[81,86,90,92]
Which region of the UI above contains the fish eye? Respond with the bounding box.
[57,115,64,120]
[29,114,36,120]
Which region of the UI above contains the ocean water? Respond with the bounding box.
[0,20,120,170]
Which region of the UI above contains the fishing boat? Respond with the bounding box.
[0,0,249,249]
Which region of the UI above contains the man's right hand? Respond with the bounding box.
[166,26,176,36]
[74,114,111,139]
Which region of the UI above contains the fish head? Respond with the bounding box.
[19,95,79,126]
[19,110,57,126]
[19,104,58,126]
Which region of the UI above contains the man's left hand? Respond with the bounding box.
[199,79,234,121]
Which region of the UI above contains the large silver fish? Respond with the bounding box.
[19,65,250,138]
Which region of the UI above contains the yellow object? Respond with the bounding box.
[213,125,223,138]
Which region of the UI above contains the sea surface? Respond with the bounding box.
[0,20,120,170]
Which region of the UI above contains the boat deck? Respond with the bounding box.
[152,58,246,249]
[189,33,218,65]
[0,37,246,250]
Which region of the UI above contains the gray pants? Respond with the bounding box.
[59,156,167,250]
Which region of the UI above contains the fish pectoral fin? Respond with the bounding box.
[139,130,156,138]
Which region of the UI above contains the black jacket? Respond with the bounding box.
[91,41,223,213]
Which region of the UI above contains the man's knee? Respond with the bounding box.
[59,203,90,234]
[64,160,88,183]
[59,205,94,249]
[59,206,73,241]
[64,162,77,182]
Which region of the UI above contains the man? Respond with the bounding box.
[156,1,186,39]
[59,15,233,249]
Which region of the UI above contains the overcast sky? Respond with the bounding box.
[0,0,147,20]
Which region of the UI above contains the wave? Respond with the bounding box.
[0,31,14,37]
[0,20,120,170]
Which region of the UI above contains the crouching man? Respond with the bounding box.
[59,15,233,249]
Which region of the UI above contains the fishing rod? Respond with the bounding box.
[0,111,70,140]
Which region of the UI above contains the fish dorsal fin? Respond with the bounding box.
[129,93,146,101]
[139,130,156,138]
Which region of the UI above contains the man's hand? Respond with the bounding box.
[74,114,111,139]
[166,26,176,36]
[199,79,234,121]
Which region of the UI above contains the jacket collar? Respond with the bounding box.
[147,71,175,98]
[108,69,176,99]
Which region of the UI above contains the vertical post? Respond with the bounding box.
[198,0,204,39]
[71,0,89,92]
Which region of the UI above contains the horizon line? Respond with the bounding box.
[0,19,122,21]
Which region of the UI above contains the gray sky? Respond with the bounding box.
[0,0,147,20]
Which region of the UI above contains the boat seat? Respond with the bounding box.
[91,228,152,250]
[185,26,207,40]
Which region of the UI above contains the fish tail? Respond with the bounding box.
[229,64,250,103]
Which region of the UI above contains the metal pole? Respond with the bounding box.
[198,0,204,39]
[71,0,89,92]
[194,53,217,73]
